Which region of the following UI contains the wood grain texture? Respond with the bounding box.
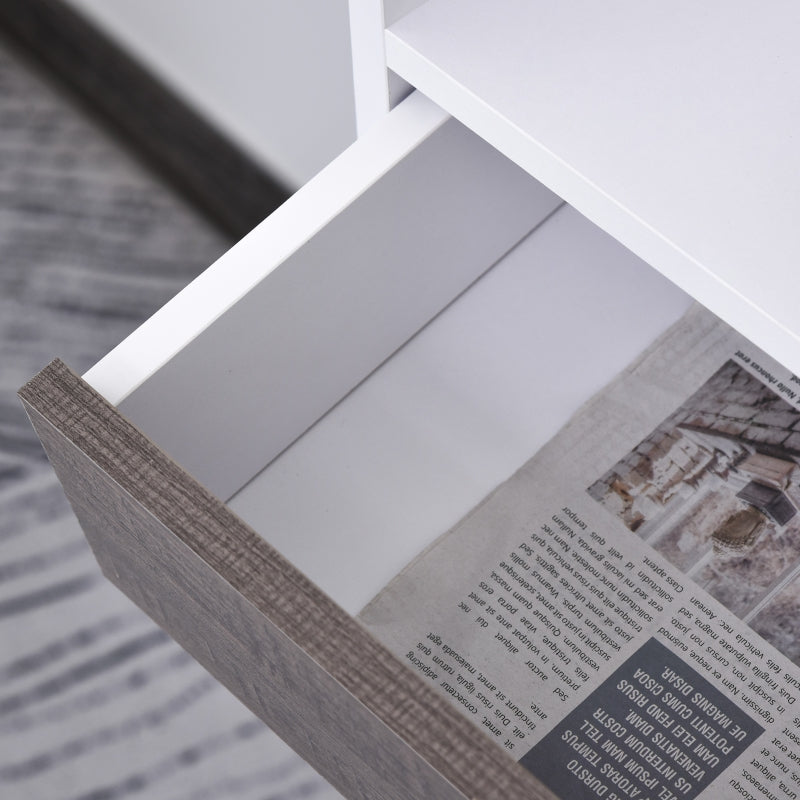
[0,0,289,238]
[19,360,556,800]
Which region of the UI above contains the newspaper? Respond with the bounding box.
[360,305,800,800]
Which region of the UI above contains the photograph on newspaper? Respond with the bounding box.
[589,358,800,664]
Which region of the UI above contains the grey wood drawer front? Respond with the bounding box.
[19,360,554,800]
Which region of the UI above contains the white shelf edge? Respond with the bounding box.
[385,29,800,378]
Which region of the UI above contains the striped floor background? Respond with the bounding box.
[0,33,341,800]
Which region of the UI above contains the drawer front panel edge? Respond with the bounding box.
[18,360,555,800]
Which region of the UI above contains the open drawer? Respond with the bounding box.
[19,91,691,799]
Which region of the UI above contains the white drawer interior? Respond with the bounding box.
[84,93,691,615]
[87,93,560,500]
[228,204,690,614]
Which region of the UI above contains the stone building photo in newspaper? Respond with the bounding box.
[588,359,800,664]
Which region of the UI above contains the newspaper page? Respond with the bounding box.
[360,305,800,800]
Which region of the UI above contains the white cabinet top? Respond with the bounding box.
[387,0,800,373]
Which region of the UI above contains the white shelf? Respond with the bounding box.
[386,0,800,375]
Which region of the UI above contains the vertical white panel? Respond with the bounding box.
[348,0,390,135]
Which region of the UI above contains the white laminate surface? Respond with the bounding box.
[387,0,800,375]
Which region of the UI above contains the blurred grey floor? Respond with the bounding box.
[0,34,339,800]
